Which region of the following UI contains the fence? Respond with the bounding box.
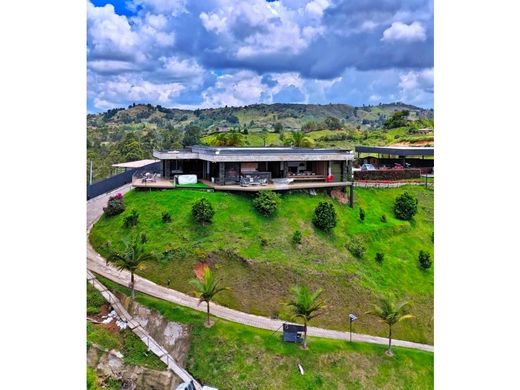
[87,162,161,200]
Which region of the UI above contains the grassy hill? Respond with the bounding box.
[100,275,434,390]
[90,185,433,344]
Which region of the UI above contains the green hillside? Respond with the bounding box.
[90,185,434,344]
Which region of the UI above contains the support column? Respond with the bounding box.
[349,183,354,208]
[341,160,347,182]
[218,162,225,184]
[347,160,353,182]
[282,161,288,178]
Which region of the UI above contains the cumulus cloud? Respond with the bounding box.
[382,21,427,42]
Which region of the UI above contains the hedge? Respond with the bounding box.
[354,168,421,181]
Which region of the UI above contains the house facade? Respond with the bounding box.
[150,146,354,189]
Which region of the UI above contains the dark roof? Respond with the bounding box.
[355,145,434,156]
[190,145,351,156]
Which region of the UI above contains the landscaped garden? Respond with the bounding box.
[99,275,434,390]
[90,185,433,344]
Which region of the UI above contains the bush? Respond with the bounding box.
[394,192,418,220]
[162,212,172,223]
[312,202,337,232]
[123,210,139,228]
[139,232,147,244]
[192,198,215,225]
[292,230,302,245]
[253,191,281,216]
[375,252,385,263]
[347,236,366,258]
[418,250,432,270]
[103,193,125,216]
[380,214,387,223]
[354,169,421,181]
[359,207,366,222]
[260,236,269,247]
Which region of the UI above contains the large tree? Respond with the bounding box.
[182,124,203,147]
[106,236,156,300]
[189,266,228,327]
[287,285,324,349]
[366,297,414,355]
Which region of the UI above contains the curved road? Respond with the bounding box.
[87,185,433,353]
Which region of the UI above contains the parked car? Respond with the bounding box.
[393,163,404,170]
[361,163,376,171]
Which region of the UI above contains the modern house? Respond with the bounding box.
[133,146,355,191]
[355,145,434,174]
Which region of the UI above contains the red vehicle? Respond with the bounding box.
[393,163,404,170]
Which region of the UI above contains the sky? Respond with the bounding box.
[87,0,433,113]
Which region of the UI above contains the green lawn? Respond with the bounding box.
[90,186,433,343]
[99,276,434,390]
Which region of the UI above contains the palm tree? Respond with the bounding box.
[365,297,414,355]
[106,236,156,300]
[189,267,228,327]
[291,131,315,147]
[287,285,324,349]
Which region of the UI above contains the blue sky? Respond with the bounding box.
[87,0,433,112]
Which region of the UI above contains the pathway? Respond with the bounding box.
[87,185,434,354]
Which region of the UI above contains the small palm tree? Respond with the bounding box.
[189,267,228,327]
[106,236,156,300]
[287,285,324,349]
[291,131,314,148]
[366,297,414,355]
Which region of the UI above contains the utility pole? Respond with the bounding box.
[89,160,93,185]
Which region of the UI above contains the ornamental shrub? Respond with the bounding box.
[292,230,302,245]
[192,198,215,225]
[253,190,281,217]
[380,214,387,223]
[359,207,366,222]
[123,210,139,228]
[418,250,432,270]
[103,193,125,216]
[393,192,418,220]
[312,202,337,232]
[162,212,172,223]
[347,236,366,258]
[375,252,385,263]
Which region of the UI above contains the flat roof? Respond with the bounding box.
[355,145,434,156]
[111,159,159,168]
[154,146,354,162]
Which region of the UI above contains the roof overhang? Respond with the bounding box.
[355,146,434,157]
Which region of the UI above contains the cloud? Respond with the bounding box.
[382,21,426,42]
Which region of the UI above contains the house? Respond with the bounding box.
[139,146,354,191]
[355,145,434,174]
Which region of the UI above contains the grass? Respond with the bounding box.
[86,282,166,370]
[90,186,433,344]
[98,275,433,390]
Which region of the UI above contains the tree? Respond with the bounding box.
[365,297,414,355]
[183,125,202,147]
[273,122,283,133]
[287,285,324,349]
[324,116,342,130]
[118,132,144,162]
[212,131,245,147]
[394,192,418,220]
[260,128,269,146]
[107,236,156,300]
[291,131,315,147]
[312,202,337,232]
[189,266,228,326]
[192,198,215,225]
[253,190,281,216]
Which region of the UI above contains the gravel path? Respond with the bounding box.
[87,185,433,353]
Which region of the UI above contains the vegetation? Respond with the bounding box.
[122,210,139,228]
[394,192,418,220]
[359,207,366,222]
[161,211,172,223]
[189,266,228,326]
[90,186,434,343]
[366,297,414,355]
[292,230,302,245]
[98,276,434,389]
[191,198,215,225]
[312,201,337,232]
[103,193,125,216]
[347,236,367,258]
[252,190,281,217]
[418,250,432,270]
[288,285,325,349]
[106,236,156,299]
[375,252,385,264]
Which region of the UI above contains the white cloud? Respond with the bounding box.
[381,21,426,43]
[305,0,329,18]
[200,12,227,34]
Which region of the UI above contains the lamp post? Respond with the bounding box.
[349,313,358,342]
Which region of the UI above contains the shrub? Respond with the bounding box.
[380,214,387,223]
[103,193,125,216]
[347,236,366,258]
[139,232,147,244]
[292,230,302,245]
[260,236,269,247]
[162,212,172,223]
[418,250,432,270]
[375,252,385,263]
[253,190,281,216]
[431,231,434,243]
[123,210,139,228]
[359,207,366,222]
[312,202,337,232]
[192,198,215,225]
[354,169,421,181]
[394,192,418,220]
